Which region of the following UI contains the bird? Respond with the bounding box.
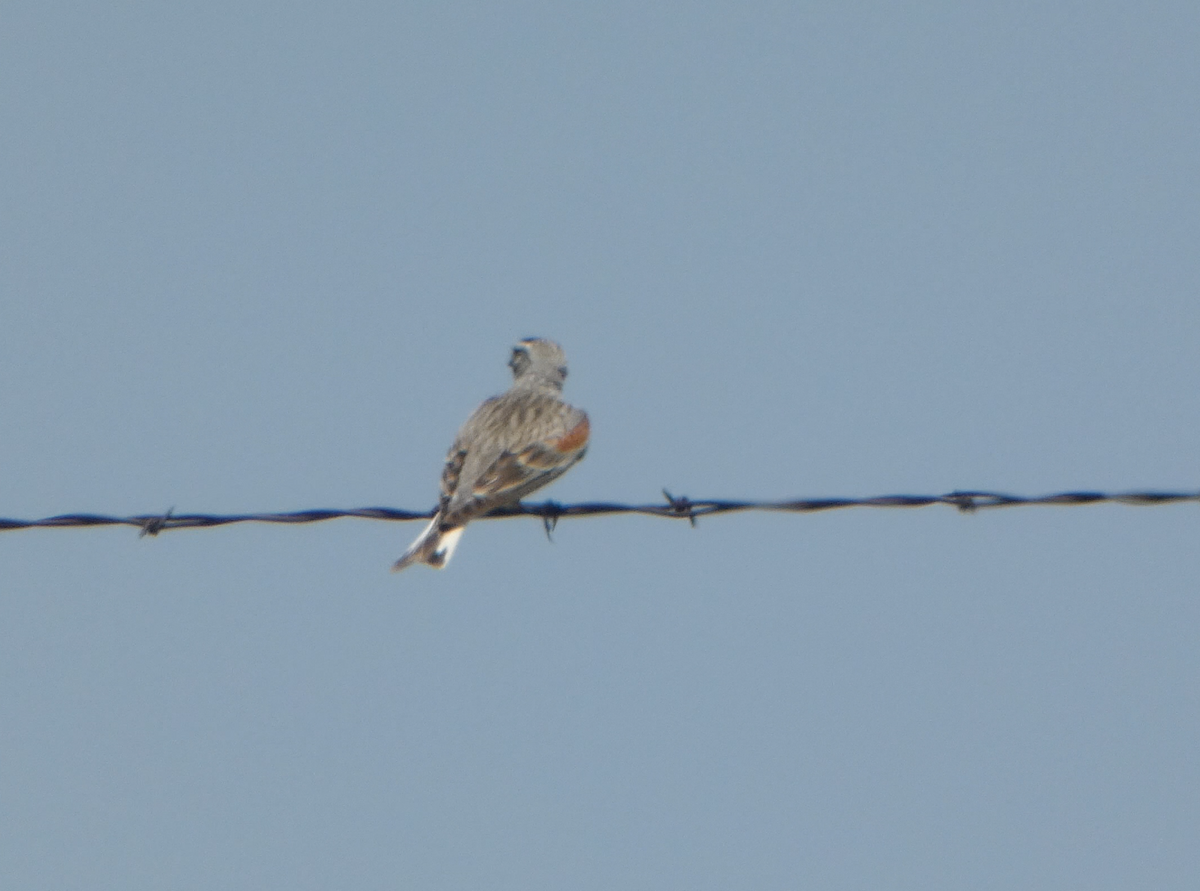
[392,337,590,571]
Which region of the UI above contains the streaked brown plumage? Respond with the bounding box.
[392,338,589,571]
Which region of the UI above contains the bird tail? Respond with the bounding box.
[391,517,465,572]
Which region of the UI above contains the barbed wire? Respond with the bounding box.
[0,488,1196,538]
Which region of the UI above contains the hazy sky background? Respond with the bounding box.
[3,3,1199,888]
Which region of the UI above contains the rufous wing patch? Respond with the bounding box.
[550,415,589,455]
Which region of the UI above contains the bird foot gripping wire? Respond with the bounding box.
[662,489,698,527]
[541,501,564,542]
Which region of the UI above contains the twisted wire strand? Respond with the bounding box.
[0,489,1196,537]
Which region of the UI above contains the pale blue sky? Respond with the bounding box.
[2,3,1199,888]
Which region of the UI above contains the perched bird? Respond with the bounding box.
[392,338,590,571]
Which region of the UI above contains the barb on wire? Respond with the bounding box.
[0,488,1197,536]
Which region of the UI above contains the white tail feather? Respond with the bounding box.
[433,526,464,567]
[392,518,466,572]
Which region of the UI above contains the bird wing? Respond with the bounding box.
[471,414,589,499]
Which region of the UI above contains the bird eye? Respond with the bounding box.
[558,366,568,378]
[509,347,531,372]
